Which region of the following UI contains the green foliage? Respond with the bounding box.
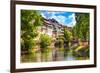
[59,39,64,48]
[40,34,52,49]
[74,45,89,58]
[72,13,89,41]
[64,28,73,42]
[57,36,64,48]
[21,10,43,53]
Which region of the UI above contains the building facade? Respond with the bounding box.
[40,18,64,40]
[36,18,71,42]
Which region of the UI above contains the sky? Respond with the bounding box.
[40,11,76,27]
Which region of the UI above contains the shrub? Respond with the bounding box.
[21,38,37,54]
[40,34,52,49]
[58,39,64,48]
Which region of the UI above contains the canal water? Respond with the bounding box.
[21,47,89,63]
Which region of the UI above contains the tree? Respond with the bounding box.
[58,35,64,48]
[72,13,89,41]
[64,28,73,47]
[40,34,52,49]
[21,10,43,53]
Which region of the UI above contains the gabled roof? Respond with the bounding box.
[43,18,64,27]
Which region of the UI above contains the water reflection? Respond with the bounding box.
[21,47,89,63]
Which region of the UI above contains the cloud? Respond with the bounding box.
[41,11,52,18]
[50,14,67,25]
[41,11,76,27]
[66,13,76,27]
